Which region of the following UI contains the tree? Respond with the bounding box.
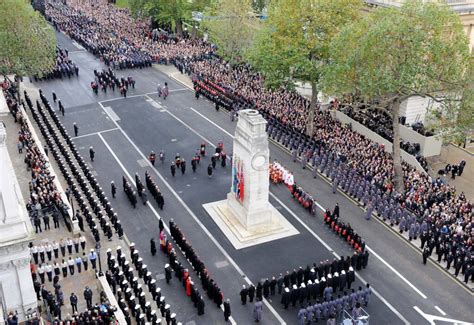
[202,0,259,62]
[323,0,471,193]
[0,0,56,97]
[246,0,363,136]
[135,0,209,36]
[426,59,474,147]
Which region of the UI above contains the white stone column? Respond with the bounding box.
[227,109,272,228]
[203,109,299,249]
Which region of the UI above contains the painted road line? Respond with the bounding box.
[434,306,446,316]
[413,306,473,325]
[140,99,410,324]
[98,133,238,325]
[270,193,410,325]
[184,100,428,301]
[72,128,118,139]
[98,102,284,324]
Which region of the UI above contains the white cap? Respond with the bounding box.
[285,287,290,293]
[334,272,339,277]
[328,274,332,279]
[159,296,165,302]
[321,277,326,282]
[315,280,320,284]
[349,267,354,271]
[308,280,313,285]
[341,270,346,275]
[165,264,169,268]
[165,304,170,310]
[292,285,297,290]
[301,283,306,288]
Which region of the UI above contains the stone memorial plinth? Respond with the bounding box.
[203,110,298,249]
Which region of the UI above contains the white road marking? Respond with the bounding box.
[270,194,410,325]
[72,128,118,139]
[434,306,447,316]
[140,99,426,323]
[102,106,120,121]
[169,88,189,93]
[413,306,473,325]
[185,100,428,301]
[215,260,230,268]
[98,102,274,325]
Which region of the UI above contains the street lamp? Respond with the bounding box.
[95,241,103,276]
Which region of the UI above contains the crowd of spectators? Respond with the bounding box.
[3,85,70,232]
[41,0,472,281]
[44,0,212,70]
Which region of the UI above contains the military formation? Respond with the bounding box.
[90,68,135,97]
[105,244,178,325]
[34,47,79,81]
[165,220,228,319]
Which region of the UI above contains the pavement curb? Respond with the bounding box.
[154,62,473,293]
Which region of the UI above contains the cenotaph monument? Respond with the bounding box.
[203,109,298,249]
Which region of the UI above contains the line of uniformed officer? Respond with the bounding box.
[145,171,165,210]
[107,244,178,325]
[122,176,138,208]
[168,220,225,310]
[156,221,207,316]
[27,90,126,245]
[295,283,372,323]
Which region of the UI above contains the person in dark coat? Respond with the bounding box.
[248,284,255,303]
[207,164,213,177]
[181,160,186,174]
[240,285,248,305]
[150,238,157,256]
[89,146,95,162]
[111,181,116,198]
[170,162,176,177]
[256,282,263,300]
[197,296,205,315]
[224,299,231,322]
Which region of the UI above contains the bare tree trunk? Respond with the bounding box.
[192,22,197,39]
[391,98,404,194]
[175,19,183,37]
[306,81,317,137]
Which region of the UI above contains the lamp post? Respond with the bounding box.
[95,241,103,276]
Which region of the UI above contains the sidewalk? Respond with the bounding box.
[2,89,131,321]
[427,144,474,201]
[153,64,194,89]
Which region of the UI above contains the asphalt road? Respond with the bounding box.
[24,31,474,325]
